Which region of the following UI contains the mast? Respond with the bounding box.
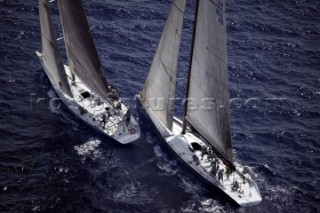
[39,0,72,97]
[181,0,200,134]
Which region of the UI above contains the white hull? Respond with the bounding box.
[37,51,140,144]
[136,95,262,206]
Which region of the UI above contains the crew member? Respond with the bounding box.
[218,169,224,183]
[116,101,122,110]
[232,180,239,191]
[124,109,131,126]
[101,113,107,128]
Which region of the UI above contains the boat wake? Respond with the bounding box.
[199,199,226,213]
[156,160,178,176]
[179,176,205,194]
[47,89,67,114]
[146,132,157,144]
[48,96,62,114]
[179,176,227,213]
[111,181,154,206]
[74,138,102,161]
[263,184,291,211]
[181,197,226,213]
[153,145,166,158]
[153,145,179,176]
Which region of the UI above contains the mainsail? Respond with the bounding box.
[58,0,110,101]
[141,0,186,130]
[185,0,233,163]
[39,0,72,97]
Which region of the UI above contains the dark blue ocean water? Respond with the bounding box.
[0,0,319,212]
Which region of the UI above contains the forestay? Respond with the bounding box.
[185,0,233,163]
[58,0,110,101]
[141,0,186,130]
[39,0,72,97]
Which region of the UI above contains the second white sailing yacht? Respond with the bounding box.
[36,0,140,144]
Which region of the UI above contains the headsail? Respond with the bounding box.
[58,0,110,101]
[185,0,233,163]
[39,0,72,97]
[141,0,186,130]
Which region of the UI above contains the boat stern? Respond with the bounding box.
[116,118,141,144]
[224,168,262,207]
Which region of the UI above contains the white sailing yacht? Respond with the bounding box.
[36,0,140,144]
[136,0,262,206]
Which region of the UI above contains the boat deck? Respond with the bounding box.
[63,66,140,144]
[165,118,262,206]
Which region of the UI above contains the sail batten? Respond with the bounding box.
[39,0,72,97]
[58,0,110,101]
[141,0,186,130]
[185,0,233,163]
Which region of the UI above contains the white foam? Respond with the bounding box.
[74,138,102,159]
[156,161,178,176]
[179,176,204,194]
[111,182,153,205]
[146,132,156,144]
[263,184,291,207]
[48,98,62,114]
[154,145,165,158]
[180,189,226,213]
[199,198,226,213]
[47,89,64,115]
[268,185,289,195]
[180,197,226,213]
[47,88,57,99]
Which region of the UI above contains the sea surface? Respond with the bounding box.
[0,0,319,212]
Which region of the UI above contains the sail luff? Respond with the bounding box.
[58,0,110,101]
[182,0,200,134]
[141,0,186,130]
[185,0,233,164]
[39,0,72,97]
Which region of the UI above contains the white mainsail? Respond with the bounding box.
[141,0,186,130]
[185,0,233,163]
[39,0,72,97]
[58,0,110,102]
